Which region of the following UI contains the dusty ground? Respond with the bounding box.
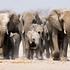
[0,46,70,70]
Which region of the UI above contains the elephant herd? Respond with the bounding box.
[0,9,70,61]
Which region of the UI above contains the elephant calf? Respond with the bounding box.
[26,30,42,59]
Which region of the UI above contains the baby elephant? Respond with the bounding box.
[26,30,41,59]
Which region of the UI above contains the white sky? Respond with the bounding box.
[0,0,70,13]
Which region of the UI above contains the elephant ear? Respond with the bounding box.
[35,13,42,25]
[46,10,63,31]
[59,11,70,34]
[48,15,62,31]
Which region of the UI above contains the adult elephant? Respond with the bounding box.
[3,12,23,59]
[20,12,39,58]
[0,12,10,59]
[46,9,68,60]
[59,10,70,60]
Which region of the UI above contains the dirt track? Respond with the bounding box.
[0,46,70,70]
[0,59,70,70]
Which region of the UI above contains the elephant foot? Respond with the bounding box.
[46,52,50,58]
[38,57,43,60]
[36,55,43,60]
[53,57,60,60]
[60,57,69,61]
[4,57,10,59]
[11,57,15,60]
[52,51,60,60]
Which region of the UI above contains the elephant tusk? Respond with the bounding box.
[64,30,66,34]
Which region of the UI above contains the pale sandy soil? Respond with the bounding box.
[0,46,70,70]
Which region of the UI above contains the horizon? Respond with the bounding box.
[0,0,70,13]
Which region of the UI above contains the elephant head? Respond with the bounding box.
[59,11,70,35]
[7,13,20,33]
[20,12,37,33]
[47,10,62,31]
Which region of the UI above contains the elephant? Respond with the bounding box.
[46,9,68,60]
[29,24,44,59]
[30,13,52,59]
[20,12,41,58]
[58,10,70,60]
[26,30,41,59]
[3,12,23,59]
[0,12,11,59]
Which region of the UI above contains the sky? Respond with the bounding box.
[0,0,70,13]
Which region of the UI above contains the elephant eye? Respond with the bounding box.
[60,19,64,23]
[22,19,24,25]
[38,31,40,34]
[32,19,37,24]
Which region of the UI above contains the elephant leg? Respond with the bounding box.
[39,40,43,60]
[36,46,43,60]
[39,49,43,60]
[49,38,54,58]
[61,34,68,61]
[52,29,60,60]
[23,34,29,58]
[59,40,63,58]
[3,45,10,59]
[9,38,15,59]
[22,36,26,58]
[27,49,30,59]
[10,45,14,59]
[45,40,50,58]
[30,49,34,59]
[35,48,39,59]
[14,37,21,59]
[21,33,27,58]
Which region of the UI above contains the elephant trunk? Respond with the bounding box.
[52,29,60,60]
